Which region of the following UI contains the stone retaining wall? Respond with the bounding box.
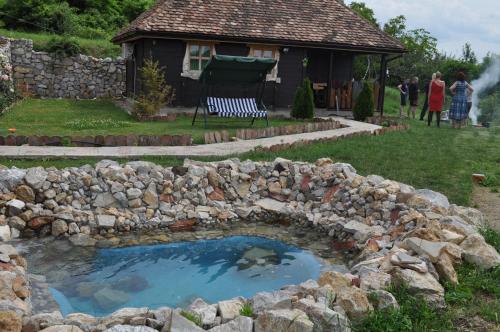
[0,159,498,331]
[5,38,125,98]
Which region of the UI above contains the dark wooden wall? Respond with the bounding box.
[128,38,354,109]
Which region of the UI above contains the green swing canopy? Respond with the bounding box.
[199,55,277,85]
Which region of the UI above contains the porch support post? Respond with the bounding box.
[378,54,388,117]
[327,50,334,110]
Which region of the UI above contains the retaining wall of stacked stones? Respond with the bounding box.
[6,38,124,98]
[0,159,498,332]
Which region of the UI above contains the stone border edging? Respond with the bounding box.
[204,119,344,144]
[0,134,193,147]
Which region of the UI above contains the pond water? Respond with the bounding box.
[32,236,325,316]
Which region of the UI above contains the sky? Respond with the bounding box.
[345,0,500,59]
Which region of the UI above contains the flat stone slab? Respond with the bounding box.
[0,118,381,158]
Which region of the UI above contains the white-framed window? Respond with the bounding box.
[181,42,216,79]
[248,45,280,81]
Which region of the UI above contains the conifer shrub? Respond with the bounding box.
[353,81,374,121]
[292,77,315,119]
[133,58,175,117]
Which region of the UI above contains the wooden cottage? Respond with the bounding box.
[113,0,405,112]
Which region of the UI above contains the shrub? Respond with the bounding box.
[46,36,81,57]
[353,81,374,121]
[239,303,254,317]
[291,77,314,119]
[180,310,202,326]
[0,52,17,114]
[133,58,175,117]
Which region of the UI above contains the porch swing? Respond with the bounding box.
[191,55,277,128]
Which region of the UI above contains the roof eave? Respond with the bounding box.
[112,30,406,54]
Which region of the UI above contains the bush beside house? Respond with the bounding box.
[292,78,315,119]
[353,81,374,121]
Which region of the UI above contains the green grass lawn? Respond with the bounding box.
[0,98,304,144]
[0,28,120,58]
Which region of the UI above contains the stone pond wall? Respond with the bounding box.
[0,159,499,331]
[4,38,125,98]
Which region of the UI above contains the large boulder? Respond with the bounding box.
[0,168,26,191]
[251,291,293,313]
[217,297,245,323]
[460,234,500,269]
[103,325,158,332]
[187,298,217,328]
[255,309,314,332]
[335,286,373,319]
[293,298,350,332]
[24,167,48,189]
[169,311,204,332]
[207,316,253,332]
[391,268,445,308]
[51,219,68,237]
[317,271,351,292]
[93,287,129,311]
[408,189,450,211]
[0,310,22,332]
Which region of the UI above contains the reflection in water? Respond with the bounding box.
[28,236,324,317]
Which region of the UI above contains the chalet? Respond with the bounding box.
[113,0,405,112]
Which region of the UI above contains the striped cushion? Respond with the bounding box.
[207,97,267,118]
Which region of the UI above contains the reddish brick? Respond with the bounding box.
[321,185,340,203]
[28,216,54,230]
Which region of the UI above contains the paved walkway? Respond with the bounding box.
[0,117,380,158]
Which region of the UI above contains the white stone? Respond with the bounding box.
[255,309,313,332]
[25,167,48,189]
[208,316,253,332]
[0,225,11,242]
[218,297,245,323]
[97,215,116,228]
[254,198,286,214]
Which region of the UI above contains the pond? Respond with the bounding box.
[27,236,326,317]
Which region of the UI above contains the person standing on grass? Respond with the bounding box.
[428,71,445,127]
[408,76,419,119]
[419,73,435,121]
[398,78,409,118]
[450,72,474,129]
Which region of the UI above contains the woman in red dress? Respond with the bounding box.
[428,71,446,127]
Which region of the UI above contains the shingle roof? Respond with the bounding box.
[113,0,405,53]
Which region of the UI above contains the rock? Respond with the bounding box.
[40,325,84,332]
[390,252,428,273]
[93,287,129,311]
[208,316,253,332]
[435,253,458,284]
[104,325,158,332]
[7,216,26,231]
[25,312,64,331]
[115,275,149,292]
[69,234,97,247]
[97,215,116,228]
[343,220,382,242]
[460,234,500,269]
[408,189,450,210]
[170,311,204,332]
[143,183,159,208]
[251,291,293,313]
[0,225,11,242]
[64,313,98,330]
[293,298,350,332]
[391,268,445,308]
[441,229,465,244]
[335,286,373,319]
[188,298,217,328]
[254,309,313,332]
[449,205,485,228]
[15,185,35,202]
[168,219,196,232]
[439,216,477,236]
[25,167,48,189]
[127,188,143,200]
[404,237,448,263]
[6,199,25,217]
[218,297,245,323]
[369,290,399,310]
[94,193,117,208]
[0,168,26,191]
[28,216,54,230]
[360,270,391,291]
[51,219,68,237]
[0,244,17,257]
[0,310,22,332]
[255,198,286,214]
[317,271,351,292]
[110,307,152,321]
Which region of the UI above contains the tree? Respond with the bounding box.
[462,42,477,64]
[383,15,407,39]
[349,2,378,27]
